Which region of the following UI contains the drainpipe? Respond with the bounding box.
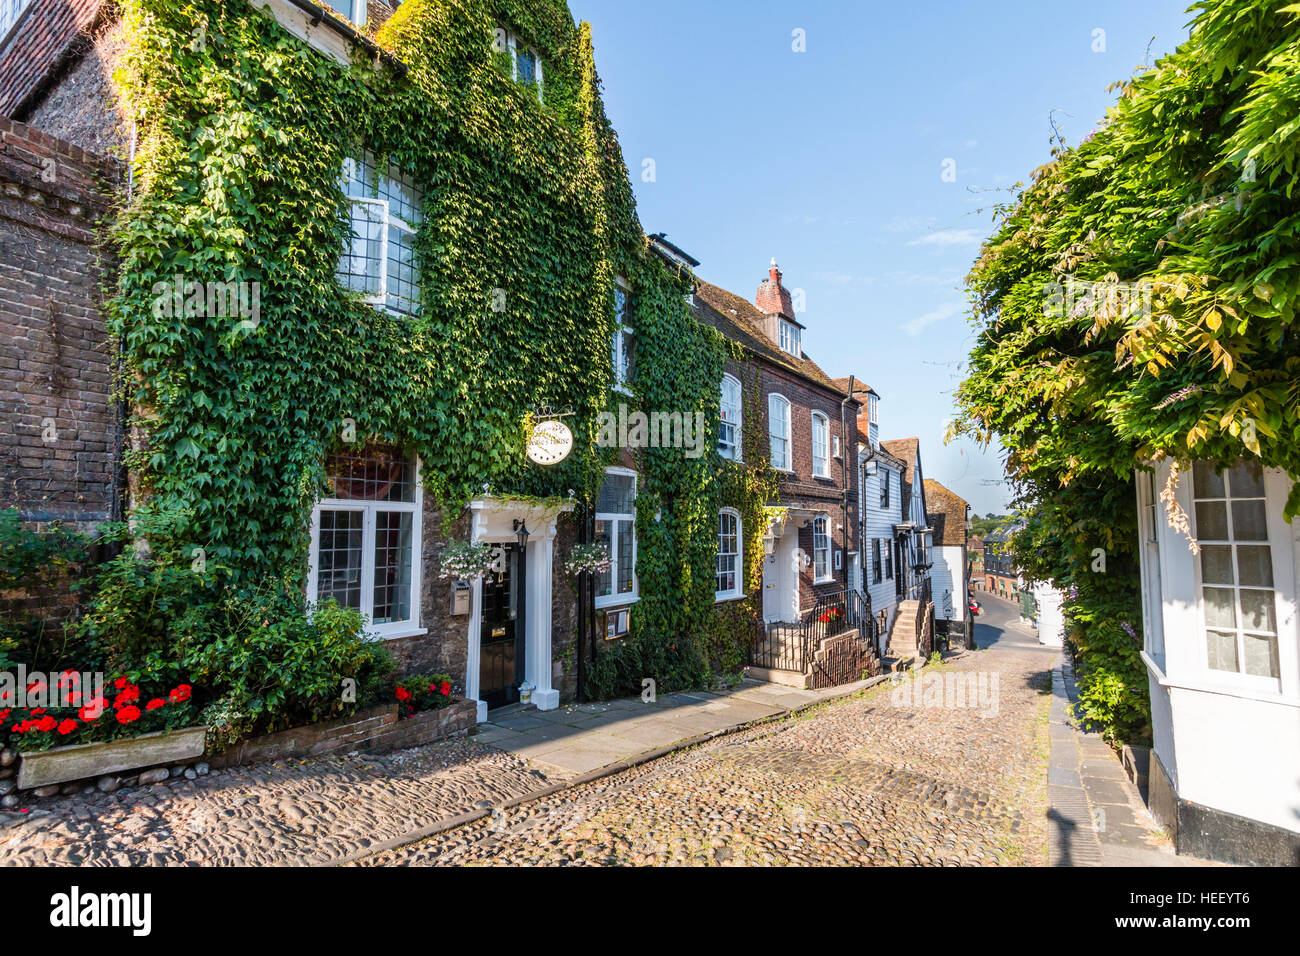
[839,376,854,590]
[575,499,586,704]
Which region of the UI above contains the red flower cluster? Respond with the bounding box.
[395,686,412,702]
[169,684,192,703]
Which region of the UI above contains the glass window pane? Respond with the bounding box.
[338,200,385,297]
[1193,461,1224,498]
[318,510,364,610]
[1202,587,1236,628]
[594,520,612,597]
[1239,589,1276,634]
[326,445,415,502]
[1199,545,1234,585]
[1205,630,1238,672]
[597,473,635,514]
[1235,545,1273,587]
[1231,499,1268,541]
[1195,501,1228,540]
[1227,459,1264,498]
[617,519,635,594]
[386,229,421,316]
[372,511,413,624]
[1242,633,1280,678]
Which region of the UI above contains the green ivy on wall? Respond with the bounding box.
[105,0,765,695]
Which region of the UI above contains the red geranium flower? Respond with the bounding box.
[395,686,411,702]
[26,680,46,694]
[0,709,9,721]
[439,682,451,696]
[146,698,165,711]
[116,705,141,725]
[79,699,105,721]
[168,684,192,703]
[114,676,129,690]
[36,715,57,733]
[56,719,78,736]
[113,685,140,708]
[29,708,45,716]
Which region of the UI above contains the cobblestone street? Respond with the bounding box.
[364,616,1056,866]
[0,600,1059,867]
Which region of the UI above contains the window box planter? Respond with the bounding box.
[16,726,207,791]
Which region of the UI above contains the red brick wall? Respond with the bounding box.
[0,0,108,119]
[0,117,120,528]
[724,356,857,592]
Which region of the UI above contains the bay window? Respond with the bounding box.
[338,151,423,317]
[308,444,423,639]
[595,469,637,607]
[1193,460,1281,682]
[719,374,742,460]
[768,393,791,471]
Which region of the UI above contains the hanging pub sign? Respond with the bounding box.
[526,418,573,465]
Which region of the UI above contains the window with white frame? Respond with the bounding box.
[494,25,544,100]
[811,411,830,477]
[813,516,831,583]
[1192,459,1280,682]
[309,444,421,638]
[715,509,742,600]
[0,0,32,44]
[872,539,883,584]
[719,374,742,460]
[768,393,791,471]
[595,469,637,607]
[611,282,635,392]
[884,538,893,579]
[338,152,423,317]
[779,318,801,356]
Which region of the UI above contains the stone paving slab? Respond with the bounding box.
[1048,655,1215,868]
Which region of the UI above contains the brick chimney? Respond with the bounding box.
[755,257,795,319]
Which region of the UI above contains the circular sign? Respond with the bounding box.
[527,419,574,465]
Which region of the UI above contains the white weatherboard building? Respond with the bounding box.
[1135,458,1300,865]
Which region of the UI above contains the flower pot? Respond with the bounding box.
[17,726,207,790]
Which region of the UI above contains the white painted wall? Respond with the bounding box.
[1034,581,1064,647]
[931,544,966,623]
[859,454,903,638]
[1137,460,1300,834]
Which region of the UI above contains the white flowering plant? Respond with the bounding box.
[437,541,498,580]
[562,541,611,578]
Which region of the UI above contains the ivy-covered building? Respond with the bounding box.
[3,0,882,720]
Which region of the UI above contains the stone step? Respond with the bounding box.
[883,655,915,673]
[745,665,811,689]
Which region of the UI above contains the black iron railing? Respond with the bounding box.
[751,588,874,674]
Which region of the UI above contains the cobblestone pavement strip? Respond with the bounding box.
[358,643,1054,867]
[0,739,554,866]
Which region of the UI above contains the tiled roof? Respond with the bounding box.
[830,376,877,399]
[924,479,968,547]
[880,437,920,487]
[691,278,845,394]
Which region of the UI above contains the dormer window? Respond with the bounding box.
[779,319,801,356]
[495,26,545,101]
[320,0,366,27]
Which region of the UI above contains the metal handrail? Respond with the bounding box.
[751,588,875,675]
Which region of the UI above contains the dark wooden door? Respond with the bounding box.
[895,539,905,599]
[480,544,520,709]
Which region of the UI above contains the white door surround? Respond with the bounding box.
[464,497,574,722]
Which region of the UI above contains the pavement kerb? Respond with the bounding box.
[318,673,892,867]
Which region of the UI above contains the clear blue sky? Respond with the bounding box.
[568,0,1195,516]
